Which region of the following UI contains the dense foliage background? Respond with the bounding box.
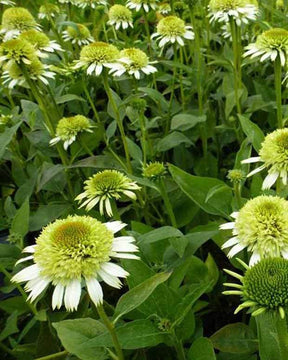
[0,0,288,359]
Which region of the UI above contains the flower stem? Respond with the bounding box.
[102,72,132,173]
[274,55,283,128]
[171,330,186,360]
[97,303,124,360]
[158,178,177,227]
[82,78,101,123]
[234,183,242,209]
[139,112,147,167]
[143,11,152,54]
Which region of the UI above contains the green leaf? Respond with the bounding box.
[169,164,232,217]
[138,226,183,245]
[171,114,206,131]
[29,204,72,231]
[11,198,30,237]
[56,94,85,104]
[238,115,265,152]
[37,165,64,192]
[210,323,258,354]
[113,272,171,323]
[0,296,29,315]
[126,137,142,162]
[138,87,169,111]
[157,132,193,152]
[0,311,18,341]
[205,253,219,292]
[0,123,21,160]
[188,337,216,360]
[53,318,108,360]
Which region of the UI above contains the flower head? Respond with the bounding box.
[50,115,93,150]
[38,4,60,20]
[224,258,288,318]
[2,58,55,88]
[208,0,258,25]
[227,169,245,184]
[126,0,158,12]
[158,3,171,14]
[244,28,288,66]
[1,7,40,40]
[108,48,157,79]
[242,128,288,190]
[143,161,166,180]
[76,170,141,216]
[74,42,119,76]
[108,5,133,30]
[11,215,139,311]
[221,195,288,265]
[151,15,194,47]
[0,38,37,66]
[19,30,62,57]
[63,24,94,46]
[73,0,108,8]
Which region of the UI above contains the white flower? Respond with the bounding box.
[11,216,139,311]
[62,24,94,46]
[108,48,157,79]
[38,4,60,20]
[73,0,108,9]
[126,0,158,12]
[107,5,133,30]
[151,15,194,48]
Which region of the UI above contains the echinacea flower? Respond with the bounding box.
[38,4,61,20]
[208,0,258,26]
[1,7,41,41]
[107,5,133,30]
[75,170,141,216]
[0,38,37,66]
[2,58,55,88]
[158,3,171,14]
[62,24,94,46]
[223,258,288,318]
[73,0,108,9]
[126,0,158,12]
[19,30,62,57]
[242,128,288,189]
[108,48,157,79]
[49,115,93,150]
[227,169,245,183]
[151,15,194,47]
[11,215,139,311]
[74,42,120,76]
[244,28,288,66]
[143,161,166,180]
[220,195,288,265]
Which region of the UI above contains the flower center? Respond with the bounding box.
[260,129,288,170]
[67,24,91,39]
[157,16,186,37]
[243,258,288,309]
[109,5,132,21]
[80,42,119,64]
[209,0,257,11]
[258,28,288,50]
[2,7,36,30]
[56,115,91,140]
[121,48,148,68]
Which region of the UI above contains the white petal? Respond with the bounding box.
[64,279,81,311]
[105,221,127,233]
[227,244,245,258]
[249,252,260,266]
[112,253,140,260]
[11,264,40,283]
[15,255,34,265]
[95,64,103,76]
[22,245,36,253]
[112,242,138,253]
[222,236,239,249]
[26,277,50,302]
[86,277,103,306]
[220,222,235,230]
[101,262,129,278]
[247,164,266,177]
[98,269,122,289]
[241,156,261,164]
[231,212,239,219]
[52,283,64,310]
[262,172,279,190]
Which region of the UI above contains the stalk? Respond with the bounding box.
[274,55,283,128]
[82,78,101,123]
[158,178,177,227]
[97,303,124,360]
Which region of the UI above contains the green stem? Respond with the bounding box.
[171,330,186,360]
[143,11,152,54]
[159,179,177,227]
[179,47,185,110]
[274,55,283,128]
[0,342,15,357]
[102,72,132,173]
[97,304,124,360]
[139,112,147,167]
[82,79,101,123]
[34,351,68,360]
[234,183,241,209]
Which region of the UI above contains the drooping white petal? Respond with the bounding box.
[52,283,65,310]
[112,253,140,260]
[112,241,138,253]
[26,277,50,302]
[247,164,266,177]
[98,269,122,289]
[105,221,127,233]
[249,251,261,266]
[222,236,239,249]
[12,264,40,283]
[22,245,36,253]
[101,262,129,278]
[86,277,103,306]
[241,156,261,164]
[262,172,279,190]
[15,255,34,265]
[220,222,235,230]
[227,243,246,258]
[64,279,81,311]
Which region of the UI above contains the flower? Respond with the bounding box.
[62,24,94,46]
[38,4,61,20]
[126,0,158,12]
[151,16,194,47]
[11,215,139,311]
[108,48,157,79]
[242,129,288,190]
[143,161,166,180]
[1,7,41,41]
[75,170,141,216]
[244,28,288,66]
[73,0,108,8]
[220,195,288,265]
[74,42,119,76]
[158,3,171,14]
[227,169,245,183]
[19,30,62,57]
[223,258,288,318]
[0,38,37,66]
[107,5,133,30]
[49,115,93,150]
[208,0,258,26]
[2,58,55,88]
